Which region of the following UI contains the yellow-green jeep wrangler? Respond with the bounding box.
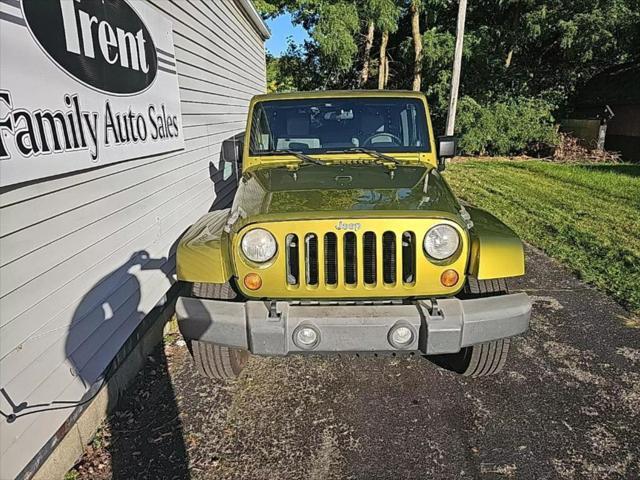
[175,91,531,380]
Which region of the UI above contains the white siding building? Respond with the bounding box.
[0,1,268,478]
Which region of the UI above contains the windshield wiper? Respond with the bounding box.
[269,149,328,166]
[335,147,400,165]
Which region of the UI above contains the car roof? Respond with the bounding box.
[251,89,427,102]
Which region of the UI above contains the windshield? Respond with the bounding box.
[249,98,430,155]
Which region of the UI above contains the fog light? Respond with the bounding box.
[293,325,320,349]
[388,324,414,349]
[243,273,262,290]
[440,269,459,287]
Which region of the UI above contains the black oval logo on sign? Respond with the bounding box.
[22,0,158,95]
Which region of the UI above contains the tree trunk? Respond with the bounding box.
[378,30,389,90]
[411,0,423,91]
[360,20,375,87]
[384,56,390,87]
[505,48,514,68]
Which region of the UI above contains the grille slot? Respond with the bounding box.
[324,233,338,285]
[363,232,377,284]
[285,227,419,291]
[305,234,319,286]
[382,231,396,284]
[344,232,357,285]
[286,234,299,285]
[402,231,416,284]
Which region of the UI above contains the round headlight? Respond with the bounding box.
[424,224,460,260]
[241,228,277,263]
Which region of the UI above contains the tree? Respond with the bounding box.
[410,0,423,91]
[359,20,375,86]
[255,1,362,85]
[313,2,360,76]
[368,0,402,89]
[378,30,389,88]
[255,0,640,136]
[266,51,299,92]
[358,0,403,88]
[253,0,293,18]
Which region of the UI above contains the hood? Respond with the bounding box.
[232,164,462,222]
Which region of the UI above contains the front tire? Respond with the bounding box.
[187,282,250,380]
[191,341,249,380]
[429,277,512,378]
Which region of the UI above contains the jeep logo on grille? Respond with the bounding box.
[335,221,361,231]
[23,0,158,95]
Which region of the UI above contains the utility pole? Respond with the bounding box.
[445,0,467,136]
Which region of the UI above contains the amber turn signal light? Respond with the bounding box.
[440,269,459,287]
[244,273,262,290]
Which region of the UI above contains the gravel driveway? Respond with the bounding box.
[72,245,640,480]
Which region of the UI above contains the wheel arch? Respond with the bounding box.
[466,206,525,280]
[177,209,234,284]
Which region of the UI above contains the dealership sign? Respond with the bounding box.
[0,0,184,187]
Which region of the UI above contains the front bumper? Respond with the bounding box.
[176,293,531,355]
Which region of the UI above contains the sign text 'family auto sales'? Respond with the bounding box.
[0,0,185,187]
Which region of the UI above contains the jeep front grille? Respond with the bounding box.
[286,230,417,289]
[234,218,468,299]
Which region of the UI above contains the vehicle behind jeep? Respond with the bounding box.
[175,91,531,380]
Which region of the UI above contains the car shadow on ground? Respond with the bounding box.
[69,136,243,479]
[65,246,191,480]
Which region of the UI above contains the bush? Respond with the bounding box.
[455,96,559,156]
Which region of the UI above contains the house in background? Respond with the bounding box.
[0,1,269,479]
[562,62,640,161]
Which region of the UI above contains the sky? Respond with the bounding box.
[265,13,309,56]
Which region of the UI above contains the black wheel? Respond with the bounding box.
[187,282,249,380]
[429,277,511,378]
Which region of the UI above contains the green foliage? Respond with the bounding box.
[446,160,640,313]
[266,52,298,92]
[256,0,364,77]
[255,0,640,139]
[416,27,456,125]
[364,0,402,33]
[268,39,356,91]
[313,2,360,72]
[253,0,290,18]
[455,96,559,156]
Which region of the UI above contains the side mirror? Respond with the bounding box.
[436,135,458,171]
[222,137,240,164]
[221,134,244,181]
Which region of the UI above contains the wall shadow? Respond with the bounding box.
[208,132,243,212]
[62,131,245,477]
[61,241,190,479]
[1,132,246,478]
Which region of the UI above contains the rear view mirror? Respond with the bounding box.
[437,135,458,171]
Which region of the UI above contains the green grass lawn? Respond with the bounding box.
[445,159,640,313]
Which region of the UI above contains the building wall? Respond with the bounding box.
[0,2,267,478]
[605,104,640,161]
